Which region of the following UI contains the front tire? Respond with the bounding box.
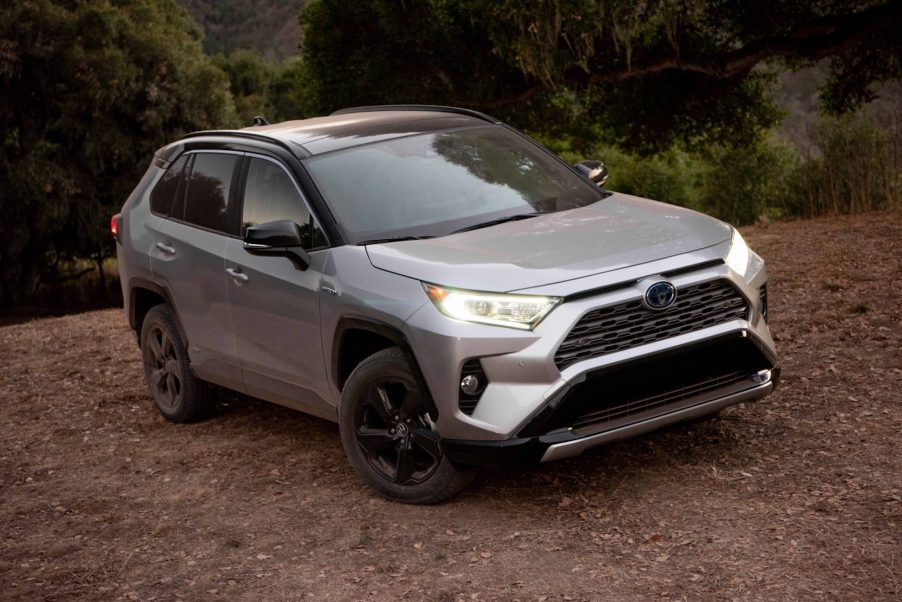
[140,304,213,423]
[339,347,475,504]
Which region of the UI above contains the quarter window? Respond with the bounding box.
[150,155,188,216]
[182,153,239,232]
[241,157,327,249]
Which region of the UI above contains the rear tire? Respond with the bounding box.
[339,347,476,504]
[140,304,214,423]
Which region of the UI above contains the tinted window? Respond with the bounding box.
[242,157,327,249]
[182,153,239,232]
[304,126,602,241]
[150,155,188,215]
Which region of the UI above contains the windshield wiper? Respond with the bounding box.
[357,235,435,246]
[451,213,541,234]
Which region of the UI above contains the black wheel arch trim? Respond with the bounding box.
[127,277,189,348]
[332,316,439,420]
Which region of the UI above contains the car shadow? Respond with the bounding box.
[202,389,775,508]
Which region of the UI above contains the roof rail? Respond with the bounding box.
[180,130,309,158]
[331,104,501,124]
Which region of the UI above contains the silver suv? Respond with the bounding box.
[114,105,779,504]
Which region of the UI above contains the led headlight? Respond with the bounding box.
[725,229,750,276]
[423,284,560,330]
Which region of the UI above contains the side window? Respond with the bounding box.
[182,153,239,232]
[242,157,328,249]
[150,155,188,215]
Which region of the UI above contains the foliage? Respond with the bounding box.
[696,139,802,225]
[0,0,237,307]
[297,0,901,152]
[298,0,525,117]
[796,115,901,216]
[213,50,275,125]
[178,0,306,60]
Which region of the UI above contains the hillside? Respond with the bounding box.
[1,211,900,600]
[178,0,307,60]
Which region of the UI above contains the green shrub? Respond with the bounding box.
[696,138,802,225]
[796,115,901,216]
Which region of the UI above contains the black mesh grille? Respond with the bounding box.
[759,284,768,323]
[554,279,750,370]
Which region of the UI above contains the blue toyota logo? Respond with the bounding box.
[645,281,677,309]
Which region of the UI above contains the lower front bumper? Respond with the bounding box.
[442,366,779,466]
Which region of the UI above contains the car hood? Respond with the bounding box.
[364,193,732,292]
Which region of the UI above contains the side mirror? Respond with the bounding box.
[575,160,608,187]
[244,219,311,270]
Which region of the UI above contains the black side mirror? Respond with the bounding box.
[244,219,311,270]
[575,160,609,187]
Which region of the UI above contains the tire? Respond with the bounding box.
[339,347,476,504]
[140,304,214,423]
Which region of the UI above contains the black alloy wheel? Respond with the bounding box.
[140,304,213,423]
[354,379,443,485]
[339,347,476,504]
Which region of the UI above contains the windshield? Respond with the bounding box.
[303,126,604,242]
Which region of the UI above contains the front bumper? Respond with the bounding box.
[443,364,779,465]
[402,239,778,458]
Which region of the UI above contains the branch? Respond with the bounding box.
[477,86,540,110]
[584,1,902,84]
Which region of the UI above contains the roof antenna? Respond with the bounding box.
[252,115,270,126]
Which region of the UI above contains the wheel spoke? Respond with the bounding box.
[364,384,393,423]
[166,372,178,400]
[356,426,395,454]
[410,428,442,460]
[394,443,416,484]
[160,379,175,406]
[150,367,167,388]
[148,332,163,361]
[161,331,173,359]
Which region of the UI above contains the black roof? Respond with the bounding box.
[182,106,501,158]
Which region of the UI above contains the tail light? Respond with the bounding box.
[111,213,122,244]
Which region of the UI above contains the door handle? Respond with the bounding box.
[226,267,249,284]
[155,242,176,256]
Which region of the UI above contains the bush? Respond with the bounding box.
[696,138,802,225]
[796,115,901,216]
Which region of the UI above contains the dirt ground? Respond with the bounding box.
[1,212,900,601]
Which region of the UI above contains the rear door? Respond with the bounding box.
[150,151,244,391]
[223,154,333,418]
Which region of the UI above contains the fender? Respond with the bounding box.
[332,316,440,419]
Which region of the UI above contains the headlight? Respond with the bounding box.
[725,229,750,276]
[423,284,560,330]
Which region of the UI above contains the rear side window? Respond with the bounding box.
[150,155,188,215]
[242,157,328,249]
[182,153,239,232]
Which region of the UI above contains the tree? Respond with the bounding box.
[298,0,901,151]
[0,0,237,307]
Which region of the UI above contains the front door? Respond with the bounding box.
[224,155,333,418]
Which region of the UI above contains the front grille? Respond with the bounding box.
[555,279,750,370]
[519,334,773,437]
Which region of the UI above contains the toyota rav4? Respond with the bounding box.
[114,105,779,504]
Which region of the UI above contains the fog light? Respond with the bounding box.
[460,374,480,395]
